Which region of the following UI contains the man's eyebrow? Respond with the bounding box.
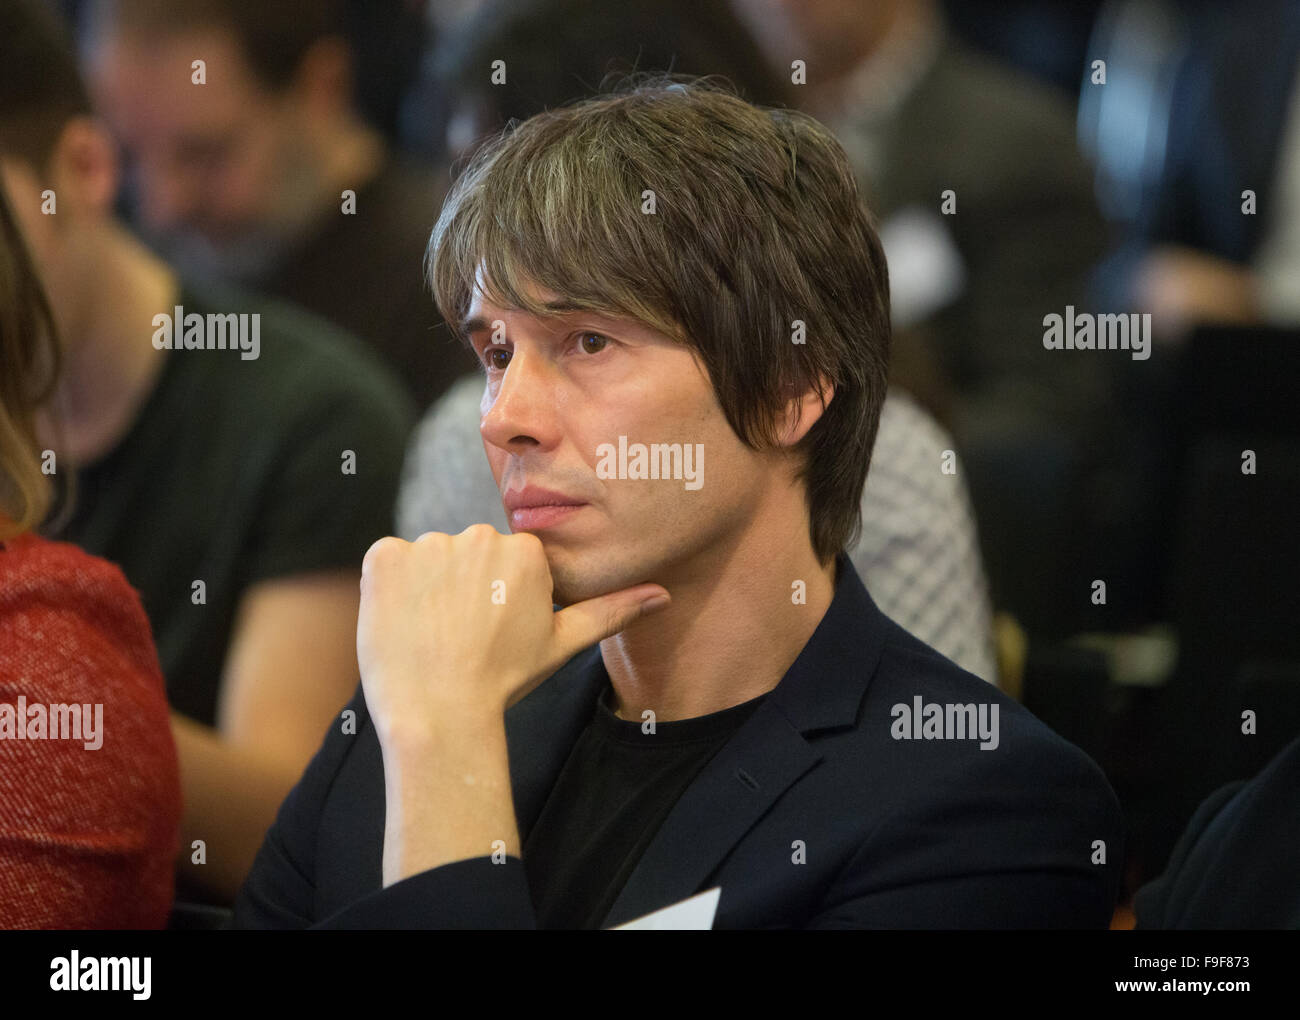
[457,301,599,337]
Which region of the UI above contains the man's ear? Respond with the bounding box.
[777,374,834,447]
[48,116,120,221]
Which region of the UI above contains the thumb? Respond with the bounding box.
[551,584,671,662]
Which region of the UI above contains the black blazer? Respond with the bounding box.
[232,554,1123,928]
[1135,733,1300,929]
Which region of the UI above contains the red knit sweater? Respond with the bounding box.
[0,530,181,928]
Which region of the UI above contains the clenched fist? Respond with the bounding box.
[356,524,670,748]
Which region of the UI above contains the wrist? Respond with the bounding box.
[377,700,506,762]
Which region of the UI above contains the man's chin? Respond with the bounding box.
[154,227,285,281]
[544,546,649,608]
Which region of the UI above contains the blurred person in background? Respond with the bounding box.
[80,0,477,410]
[1089,0,1300,894]
[1104,0,1300,339]
[0,175,180,929]
[1076,0,1300,634]
[0,0,414,905]
[418,0,796,163]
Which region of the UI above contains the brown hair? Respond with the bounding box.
[426,75,891,563]
[0,178,63,540]
[0,0,91,171]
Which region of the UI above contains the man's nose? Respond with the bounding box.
[479,346,559,452]
[137,163,201,232]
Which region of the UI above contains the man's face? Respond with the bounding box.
[87,27,315,268]
[729,0,899,78]
[464,271,771,606]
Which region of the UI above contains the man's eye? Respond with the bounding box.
[483,344,511,371]
[578,332,609,354]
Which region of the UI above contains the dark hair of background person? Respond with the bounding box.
[427,76,891,564]
[0,180,63,540]
[77,0,426,138]
[420,0,796,157]
[0,0,92,170]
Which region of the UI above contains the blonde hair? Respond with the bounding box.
[0,178,63,540]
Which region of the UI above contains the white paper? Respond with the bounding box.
[609,887,721,930]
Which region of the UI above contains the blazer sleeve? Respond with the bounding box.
[312,857,536,929]
[230,683,540,929]
[1130,780,1246,930]
[803,722,1124,929]
[803,867,1112,929]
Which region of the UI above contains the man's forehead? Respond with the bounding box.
[466,283,559,316]
[89,26,260,113]
[464,273,593,327]
[461,264,669,340]
[461,292,609,340]
[468,263,561,310]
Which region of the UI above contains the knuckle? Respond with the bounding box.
[511,531,547,561]
[362,535,406,572]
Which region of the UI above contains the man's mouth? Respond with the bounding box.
[502,486,589,531]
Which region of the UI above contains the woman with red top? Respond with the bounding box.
[0,177,181,928]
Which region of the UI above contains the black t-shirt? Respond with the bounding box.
[259,157,479,411]
[523,681,769,929]
[45,281,415,728]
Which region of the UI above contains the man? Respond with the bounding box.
[0,0,413,904]
[234,78,1122,928]
[81,0,478,409]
